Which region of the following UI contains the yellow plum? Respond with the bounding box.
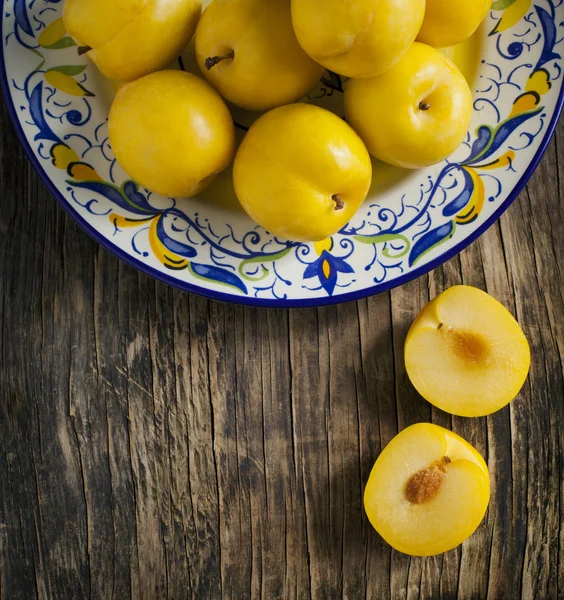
[109,70,235,198]
[64,0,201,81]
[291,0,425,78]
[195,0,324,112]
[233,104,372,242]
[418,0,492,48]
[344,43,473,169]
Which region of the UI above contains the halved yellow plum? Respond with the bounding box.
[405,285,530,417]
[364,423,490,556]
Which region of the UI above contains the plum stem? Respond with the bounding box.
[438,456,451,470]
[332,194,345,211]
[419,101,431,111]
[77,46,92,56]
[205,51,235,70]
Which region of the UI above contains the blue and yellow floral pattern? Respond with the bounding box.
[2,0,563,302]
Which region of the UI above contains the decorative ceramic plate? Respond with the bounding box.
[2,1,563,306]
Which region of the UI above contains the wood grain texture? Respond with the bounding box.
[0,95,563,599]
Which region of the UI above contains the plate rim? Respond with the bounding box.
[2,4,563,308]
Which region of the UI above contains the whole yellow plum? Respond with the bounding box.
[109,70,235,198]
[195,0,324,112]
[64,0,201,81]
[233,104,372,242]
[418,0,492,48]
[344,43,473,169]
[291,0,425,79]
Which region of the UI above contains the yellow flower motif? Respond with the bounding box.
[51,144,79,170]
[509,92,540,117]
[38,18,66,48]
[456,167,485,225]
[312,238,335,279]
[51,145,103,181]
[508,68,551,118]
[477,150,516,171]
[109,214,155,229]
[314,238,333,255]
[491,0,531,34]
[526,69,552,96]
[45,69,94,97]
[149,217,189,271]
[68,163,102,182]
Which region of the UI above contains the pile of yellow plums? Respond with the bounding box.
[63,0,492,243]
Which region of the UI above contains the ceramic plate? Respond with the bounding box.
[2,0,563,307]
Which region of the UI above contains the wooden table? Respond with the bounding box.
[1,94,563,600]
